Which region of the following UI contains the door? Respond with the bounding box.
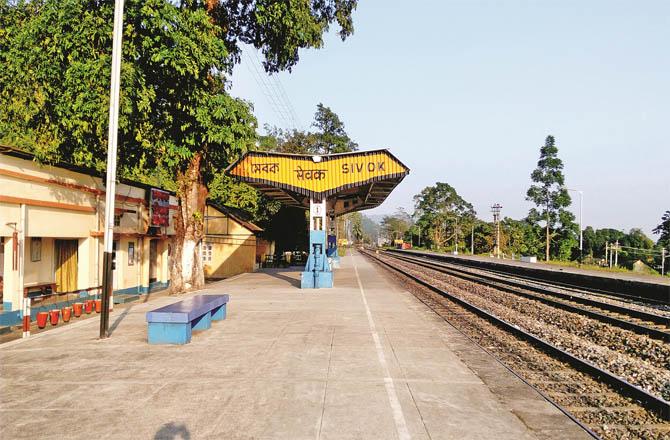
[149,240,158,283]
[55,239,78,292]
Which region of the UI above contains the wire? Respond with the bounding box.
[244,50,301,131]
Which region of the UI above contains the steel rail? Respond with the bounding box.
[393,249,669,306]
[384,252,670,342]
[363,250,670,421]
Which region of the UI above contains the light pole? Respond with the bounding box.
[563,187,583,266]
[100,0,125,339]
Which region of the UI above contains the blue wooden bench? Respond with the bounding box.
[146,294,229,345]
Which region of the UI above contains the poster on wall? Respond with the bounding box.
[150,188,170,227]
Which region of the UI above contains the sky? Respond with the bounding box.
[229,1,670,237]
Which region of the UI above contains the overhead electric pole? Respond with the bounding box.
[491,204,502,258]
[100,0,125,339]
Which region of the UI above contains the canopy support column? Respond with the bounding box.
[301,198,333,288]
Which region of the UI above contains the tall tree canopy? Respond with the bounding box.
[652,210,670,249]
[0,0,358,291]
[413,182,476,250]
[259,103,358,155]
[526,135,577,261]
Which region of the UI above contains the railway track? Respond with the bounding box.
[385,251,670,342]
[361,249,670,440]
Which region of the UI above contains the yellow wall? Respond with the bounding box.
[204,236,257,279]
[23,237,54,286]
[203,205,259,279]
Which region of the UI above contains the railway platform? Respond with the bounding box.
[0,252,589,439]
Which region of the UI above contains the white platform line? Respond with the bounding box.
[354,258,411,440]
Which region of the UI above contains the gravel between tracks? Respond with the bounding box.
[384,254,670,401]
[432,260,670,318]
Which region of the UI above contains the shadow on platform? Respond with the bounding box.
[261,269,301,288]
[154,422,190,440]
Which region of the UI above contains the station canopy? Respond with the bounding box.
[225,149,409,216]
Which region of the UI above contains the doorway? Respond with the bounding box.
[55,239,78,292]
[149,240,158,283]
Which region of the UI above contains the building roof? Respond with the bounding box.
[0,145,177,196]
[225,149,410,215]
[206,202,263,233]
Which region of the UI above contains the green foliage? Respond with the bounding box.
[209,0,357,73]
[208,173,280,223]
[380,208,412,243]
[312,103,358,154]
[349,212,363,242]
[582,226,662,269]
[0,0,257,181]
[500,217,543,257]
[413,182,476,250]
[526,135,577,260]
[652,210,670,248]
[259,103,358,155]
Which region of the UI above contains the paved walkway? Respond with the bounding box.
[0,252,589,439]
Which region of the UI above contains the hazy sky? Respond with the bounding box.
[230,1,669,237]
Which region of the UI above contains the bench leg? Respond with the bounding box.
[148,322,191,345]
[211,304,227,321]
[191,311,212,331]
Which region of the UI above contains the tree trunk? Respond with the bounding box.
[545,209,550,262]
[171,153,207,293]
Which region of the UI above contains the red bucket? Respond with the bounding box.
[84,300,93,314]
[61,307,72,322]
[49,309,60,326]
[73,302,83,317]
[36,312,49,329]
[94,299,102,313]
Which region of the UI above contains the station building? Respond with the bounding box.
[202,203,263,279]
[0,147,261,325]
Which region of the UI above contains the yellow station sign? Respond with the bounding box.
[226,150,409,198]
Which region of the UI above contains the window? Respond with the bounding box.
[201,242,213,263]
[128,242,135,266]
[30,237,42,262]
[113,214,121,227]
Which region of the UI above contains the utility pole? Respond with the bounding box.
[100,0,125,339]
[491,204,502,258]
[662,248,666,276]
[609,242,614,268]
[614,240,619,267]
[605,242,609,266]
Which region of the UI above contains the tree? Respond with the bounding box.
[501,218,543,258]
[653,210,670,249]
[312,103,358,154]
[259,103,358,155]
[1,0,359,292]
[413,183,476,250]
[350,212,363,243]
[526,135,577,261]
[380,208,412,244]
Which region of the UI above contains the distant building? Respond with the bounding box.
[202,203,262,279]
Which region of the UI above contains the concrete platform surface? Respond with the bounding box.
[0,252,589,440]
